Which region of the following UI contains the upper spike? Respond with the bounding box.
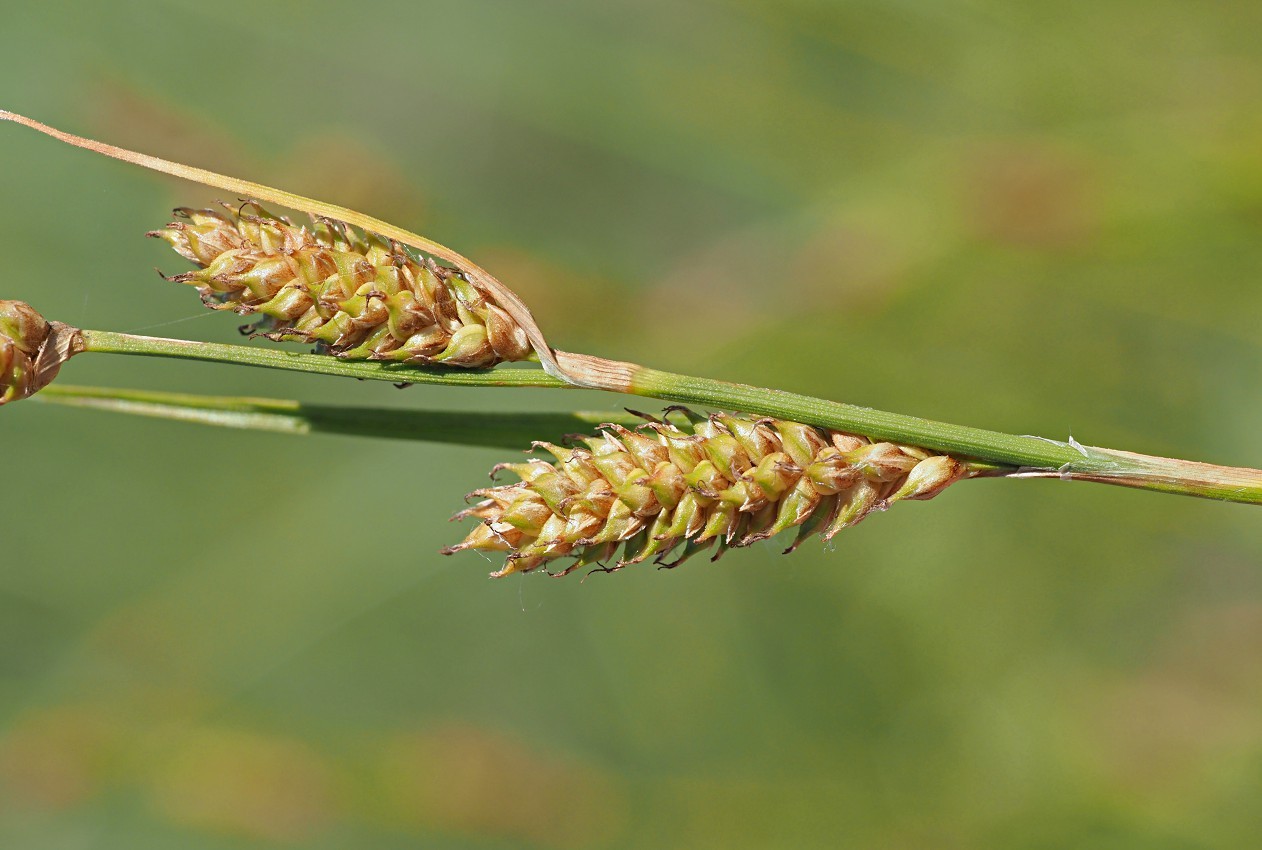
[151,203,532,368]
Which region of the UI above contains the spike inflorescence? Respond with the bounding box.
[444,410,971,577]
[150,203,532,368]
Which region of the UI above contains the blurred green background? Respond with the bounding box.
[3,1,1262,847]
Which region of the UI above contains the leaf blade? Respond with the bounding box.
[34,383,641,451]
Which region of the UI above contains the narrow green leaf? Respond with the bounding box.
[35,384,640,451]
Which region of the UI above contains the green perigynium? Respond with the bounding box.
[150,203,533,367]
[443,410,969,577]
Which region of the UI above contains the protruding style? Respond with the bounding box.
[151,203,533,368]
[443,410,971,577]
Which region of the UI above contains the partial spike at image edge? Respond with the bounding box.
[0,300,81,405]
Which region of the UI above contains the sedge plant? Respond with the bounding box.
[3,110,1259,578]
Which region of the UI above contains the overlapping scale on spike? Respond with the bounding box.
[149,202,531,367]
[443,410,971,577]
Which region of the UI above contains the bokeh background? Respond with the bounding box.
[3,1,1262,847]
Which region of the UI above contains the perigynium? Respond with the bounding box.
[443,410,968,577]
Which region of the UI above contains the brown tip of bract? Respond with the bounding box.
[0,301,80,405]
[445,412,974,578]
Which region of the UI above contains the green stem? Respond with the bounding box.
[628,369,1262,504]
[629,368,1082,469]
[35,384,640,451]
[76,330,1262,505]
[81,329,568,388]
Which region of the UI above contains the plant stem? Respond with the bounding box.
[627,366,1262,504]
[81,330,568,389]
[629,367,1081,469]
[35,384,639,450]
[76,329,1262,505]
